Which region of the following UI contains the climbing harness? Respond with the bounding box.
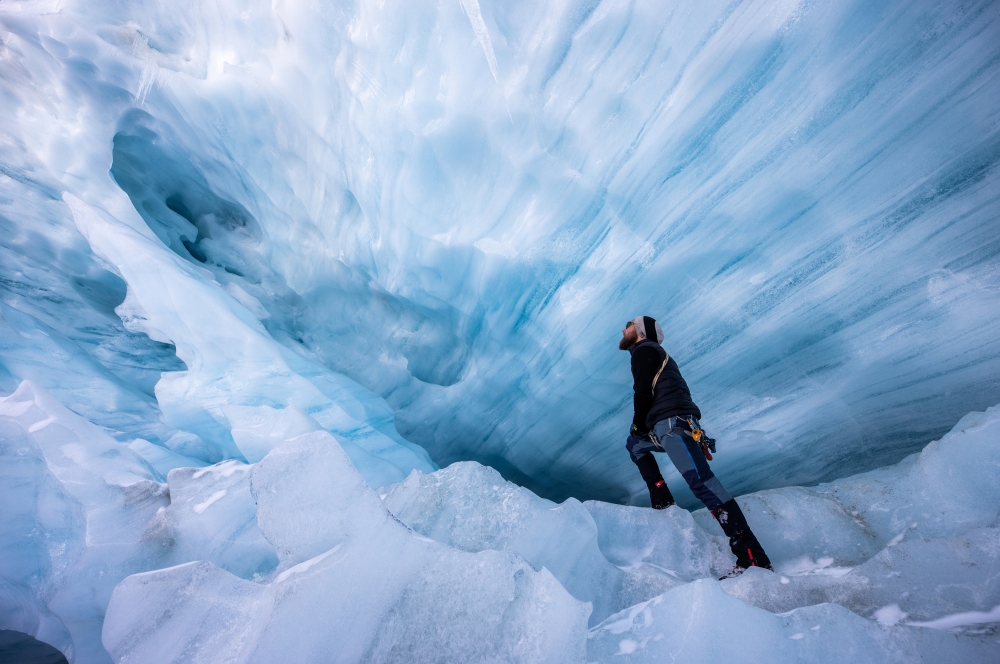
[645,353,717,460]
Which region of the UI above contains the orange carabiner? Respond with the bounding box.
[686,417,703,442]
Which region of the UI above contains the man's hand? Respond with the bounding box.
[630,423,650,439]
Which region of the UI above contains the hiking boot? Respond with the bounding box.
[649,479,675,509]
[634,454,675,509]
[718,564,749,580]
[711,499,773,571]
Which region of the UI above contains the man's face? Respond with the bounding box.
[619,322,638,350]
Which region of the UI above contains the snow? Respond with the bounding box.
[908,605,1000,632]
[1,0,999,661]
[191,489,227,514]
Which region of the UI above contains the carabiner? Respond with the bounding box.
[686,417,704,442]
[649,430,664,451]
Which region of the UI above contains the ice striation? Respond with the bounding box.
[1,0,999,504]
[1,0,1000,661]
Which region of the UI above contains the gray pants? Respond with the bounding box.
[626,416,733,510]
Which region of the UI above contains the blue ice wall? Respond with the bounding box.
[0,0,998,505]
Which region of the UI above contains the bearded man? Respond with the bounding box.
[621,316,772,576]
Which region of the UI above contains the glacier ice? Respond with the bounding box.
[1,0,998,504]
[103,430,590,664]
[0,381,169,662]
[380,406,1000,659]
[1,0,1000,661]
[66,192,436,486]
[382,460,715,625]
[5,381,1000,662]
[586,579,997,663]
[0,380,276,662]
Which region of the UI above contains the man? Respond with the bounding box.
[621,315,772,576]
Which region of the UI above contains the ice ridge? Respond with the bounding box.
[2,381,999,662]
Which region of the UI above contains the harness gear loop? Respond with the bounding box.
[648,429,663,451]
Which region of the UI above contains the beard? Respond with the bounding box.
[619,333,636,350]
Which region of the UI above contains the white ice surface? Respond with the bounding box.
[382,461,720,625]
[381,404,1000,660]
[587,579,997,663]
[102,430,589,664]
[0,381,278,663]
[3,381,996,662]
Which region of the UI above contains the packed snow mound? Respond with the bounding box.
[4,379,998,662]
[2,0,999,505]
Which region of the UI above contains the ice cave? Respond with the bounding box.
[1,0,999,661]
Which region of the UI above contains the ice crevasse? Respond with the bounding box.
[1,0,999,661]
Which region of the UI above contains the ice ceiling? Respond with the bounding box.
[1,0,999,509]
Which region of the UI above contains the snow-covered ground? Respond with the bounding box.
[2,0,1000,661]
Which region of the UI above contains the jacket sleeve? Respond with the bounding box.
[630,346,659,434]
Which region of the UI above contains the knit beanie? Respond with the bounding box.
[631,316,664,344]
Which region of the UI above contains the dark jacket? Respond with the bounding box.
[629,338,701,432]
